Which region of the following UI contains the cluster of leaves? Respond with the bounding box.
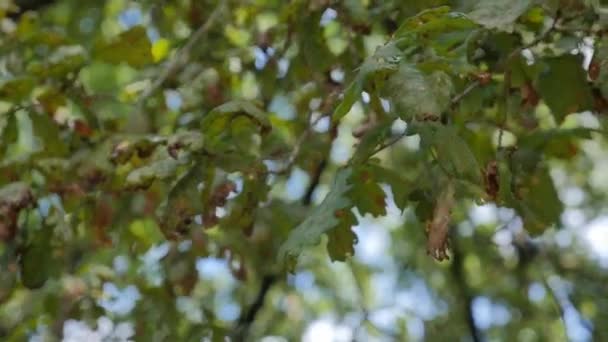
[1,0,608,340]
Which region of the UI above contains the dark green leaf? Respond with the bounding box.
[0,77,35,102]
[515,167,563,235]
[202,100,271,137]
[367,163,414,211]
[279,168,353,269]
[347,164,387,217]
[433,126,482,184]
[158,162,208,238]
[94,26,153,68]
[536,54,594,122]
[326,210,357,262]
[20,221,54,289]
[30,112,68,157]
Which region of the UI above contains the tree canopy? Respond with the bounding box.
[1,0,608,341]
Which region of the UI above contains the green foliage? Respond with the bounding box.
[279,168,353,268]
[94,26,153,68]
[1,0,608,340]
[469,0,533,31]
[536,54,595,123]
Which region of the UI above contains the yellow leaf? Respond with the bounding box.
[152,38,170,62]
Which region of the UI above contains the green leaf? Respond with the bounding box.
[394,6,451,37]
[220,168,270,235]
[367,163,413,212]
[326,210,357,262]
[351,120,393,164]
[519,128,595,159]
[126,158,180,189]
[28,45,87,78]
[347,165,387,217]
[202,100,271,137]
[20,220,54,289]
[383,64,453,121]
[433,126,482,184]
[515,167,563,235]
[0,113,18,156]
[394,7,476,39]
[94,26,153,68]
[297,11,333,71]
[30,112,68,157]
[332,42,402,122]
[497,156,517,206]
[0,77,35,102]
[536,54,594,122]
[158,162,207,238]
[469,0,532,32]
[278,168,353,269]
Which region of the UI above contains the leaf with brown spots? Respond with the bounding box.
[0,182,34,242]
[347,165,386,217]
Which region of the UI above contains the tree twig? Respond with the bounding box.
[450,80,481,107]
[365,131,408,160]
[450,231,482,342]
[498,11,560,151]
[135,3,224,114]
[233,274,278,341]
[272,114,327,175]
[301,120,339,206]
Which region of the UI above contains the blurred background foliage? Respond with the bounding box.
[1,0,608,341]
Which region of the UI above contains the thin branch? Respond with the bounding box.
[543,276,568,330]
[363,76,488,161]
[509,11,561,62]
[272,114,327,175]
[544,273,594,337]
[366,131,408,160]
[498,12,560,151]
[301,120,339,205]
[233,274,278,341]
[450,231,482,342]
[135,3,224,113]
[450,80,481,107]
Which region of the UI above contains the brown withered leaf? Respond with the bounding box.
[0,183,35,242]
[425,181,454,261]
[484,160,499,201]
[474,72,492,86]
[521,81,539,109]
[202,181,236,229]
[588,58,600,81]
